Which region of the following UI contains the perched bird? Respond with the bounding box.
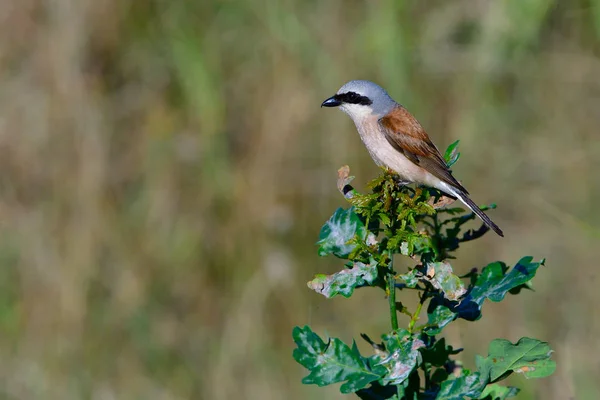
[321,80,503,237]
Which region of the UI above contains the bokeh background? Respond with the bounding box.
[0,0,599,398]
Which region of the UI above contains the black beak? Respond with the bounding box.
[321,95,342,108]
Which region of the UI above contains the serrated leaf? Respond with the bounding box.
[292,326,387,393]
[478,384,519,399]
[444,140,461,168]
[477,337,556,382]
[469,257,542,306]
[377,329,425,385]
[423,262,467,301]
[424,257,545,332]
[307,259,379,298]
[317,207,367,258]
[436,369,485,399]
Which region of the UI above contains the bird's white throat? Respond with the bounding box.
[340,103,375,120]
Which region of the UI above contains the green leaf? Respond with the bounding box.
[317,207,367,259]
[469,257,543,306]
[444,140,461,168]
[398,268,419,288]
[378,212,391,227]
[400,262,465,305]
[425,305,457,336]
[423,262,467,301]
[431,368,449,384]
[307,259,379,298]
[292,326,386,393]
[424,257,544,334]
[477,337,556,382]
[420,338,462,367]
[377,329,425,385]
[356,382,400,400]
[478,384,519,399]
[435,369,484,399]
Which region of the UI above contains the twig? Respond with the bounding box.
[387,251,399,331]
[408,292,427,333]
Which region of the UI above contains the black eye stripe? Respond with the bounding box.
[335,91,372,106]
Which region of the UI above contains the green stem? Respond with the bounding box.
[387,273,399,330]
[408,292,426,333]
[412,323,434,333]
[396,301,413,318]
[386,252,402,400]
[387,253,399,331]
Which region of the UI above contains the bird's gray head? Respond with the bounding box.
[321,80,397,119]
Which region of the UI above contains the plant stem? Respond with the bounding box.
[408,292,426,333]
[387,253,399,331]
[387,273,399,330]
[386,250,402,399]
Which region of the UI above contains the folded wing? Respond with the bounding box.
[378,105,469,195]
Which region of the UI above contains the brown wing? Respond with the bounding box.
[378,106,468,194]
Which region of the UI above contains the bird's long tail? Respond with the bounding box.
[450,189,504,237]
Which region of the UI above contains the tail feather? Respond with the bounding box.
[453,190,504,237]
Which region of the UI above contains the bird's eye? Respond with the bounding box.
[341,92,372,106]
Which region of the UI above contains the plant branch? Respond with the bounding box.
[387,253,399,331]
[408,292,427,333]
[295,164,553,398]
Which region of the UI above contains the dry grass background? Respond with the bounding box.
[0,0,599,398]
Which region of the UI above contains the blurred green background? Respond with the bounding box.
[0,0,599,398]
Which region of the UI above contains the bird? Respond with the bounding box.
[321,80,503,237]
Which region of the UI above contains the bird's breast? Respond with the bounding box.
[355,117,435,186]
